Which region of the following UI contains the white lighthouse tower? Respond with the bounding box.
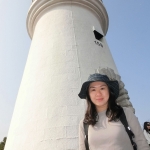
[5,0,134,150]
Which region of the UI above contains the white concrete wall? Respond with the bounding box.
[5,1,118,150]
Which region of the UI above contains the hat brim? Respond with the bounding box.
[78,80,119,99]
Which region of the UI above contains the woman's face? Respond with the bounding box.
[147,123,150,129]
[88,81,109,112]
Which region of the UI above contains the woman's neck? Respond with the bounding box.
[96,106,108,112]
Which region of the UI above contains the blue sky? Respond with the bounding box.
[0,0,150,141]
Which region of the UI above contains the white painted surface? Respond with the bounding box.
[5,1,118,149]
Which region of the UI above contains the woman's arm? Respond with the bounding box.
[79,120,86,150]
[123,107,150,150]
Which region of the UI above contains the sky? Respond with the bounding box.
[0,0,150,141]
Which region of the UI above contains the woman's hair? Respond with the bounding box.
[143,122,150,132]
[83,84,122,125]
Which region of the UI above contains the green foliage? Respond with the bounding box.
[0,137,7,150]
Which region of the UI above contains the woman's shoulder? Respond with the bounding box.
[144,129,147,133]
[144,129,149,134]
[79,119,84,127]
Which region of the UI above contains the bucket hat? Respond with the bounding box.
[78,73,119,99]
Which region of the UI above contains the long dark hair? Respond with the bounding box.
[83,85,122,125]
[143,122,150,133]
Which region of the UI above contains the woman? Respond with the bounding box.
[78,73,149,150]
[143,122,150,146]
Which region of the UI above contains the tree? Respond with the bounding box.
[0,137,7,150]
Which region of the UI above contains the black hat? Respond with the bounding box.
[78,73,119,99]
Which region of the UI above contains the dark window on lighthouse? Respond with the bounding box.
[93,30,103,41]
[93,26,103,47]
[93,26,103,41]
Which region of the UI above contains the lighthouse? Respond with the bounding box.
[4,0,134,150]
